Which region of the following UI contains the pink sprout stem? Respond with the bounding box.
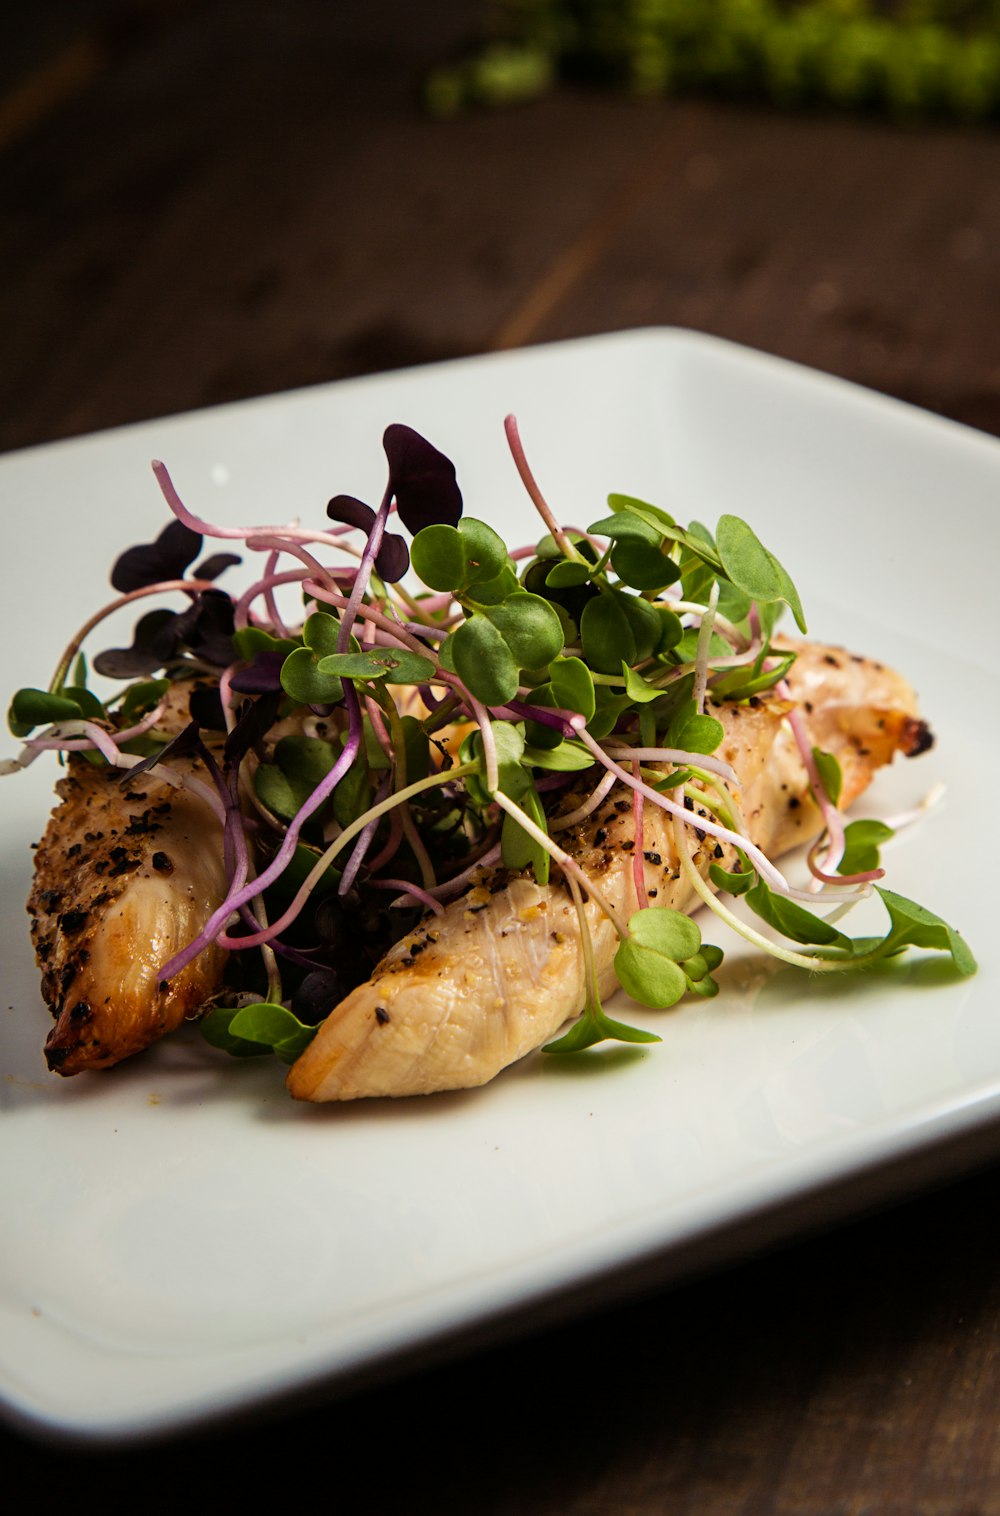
[631,759,648,911]
[503,415,581,561]
[370,878,446,917]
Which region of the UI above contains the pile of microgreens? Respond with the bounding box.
[6,420,975,1067]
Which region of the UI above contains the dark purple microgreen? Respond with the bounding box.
[327,497,410,580]
[230,650,288,694]
[187,683,228,731]
[93,609,179,679]
[110,519,203,593]
[383,424,462,533]
[167,589,236,667]
[120,719,205,782]
[328,495,377,533]
[194,552,242,582]
[224,690,282,767]
[291,968,346,1025]
[374,532,410,583]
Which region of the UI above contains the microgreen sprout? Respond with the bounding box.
[6,418,976,1074]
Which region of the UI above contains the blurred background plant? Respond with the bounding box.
[425,0,1000,121]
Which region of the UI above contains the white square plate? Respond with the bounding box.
[1,330,995,1441]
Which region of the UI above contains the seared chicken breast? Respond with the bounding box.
[28,694,228,1075]
[287,642,930,1102]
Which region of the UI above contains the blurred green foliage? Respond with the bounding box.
[426,0,1000,121]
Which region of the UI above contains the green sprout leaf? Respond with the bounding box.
[483,592,564,668]
[812,746,844,807]
[873,888,977,976]
[452,614,520,706]
[8,688,94,738]
[411,523,466,591]
[500,780,550,884]
[544,999,661,1054]
[746,878,853,949]
[715,514,807,632]
[549,656,596,723]
[202,1002,319,1064]
[318,649,437,685]
[120,678,170,722]
[838,819,894,876]
[709,860,753,895]
[614,906,708,1008]
[280,646,345,706]
[458,517,508,585]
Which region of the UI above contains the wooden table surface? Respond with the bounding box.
[3,3,999,1509]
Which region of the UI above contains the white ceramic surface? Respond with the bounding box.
[0,330,995,1441]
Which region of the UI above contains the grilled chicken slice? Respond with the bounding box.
[28,693,228,1075]
[287,641,931,1102]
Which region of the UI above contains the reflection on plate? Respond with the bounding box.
[0,330,995,1441]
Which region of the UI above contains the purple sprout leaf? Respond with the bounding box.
[119,718,205,783]
[194,552,242,582]
[327,495,376,533]
[328,494,409,582]
[229,649,287,694]
[224,690,282,767]
[110,519,203,593]
[187,683,228,731]
[167,589,236,667]
[93,609,179,679]
[383,424,462,534]
[374,532,409,583]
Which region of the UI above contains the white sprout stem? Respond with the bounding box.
[671,800,844,973]
[567,872,602,1013]
[577,728,793,895]
[551,769,618,831]
[605,744,738,786]
[492,789,629,938]
[665,601,746,648]
[692,579,720,714]
[883,782,946,832]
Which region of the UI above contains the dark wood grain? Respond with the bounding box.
[2,3,999,1509]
